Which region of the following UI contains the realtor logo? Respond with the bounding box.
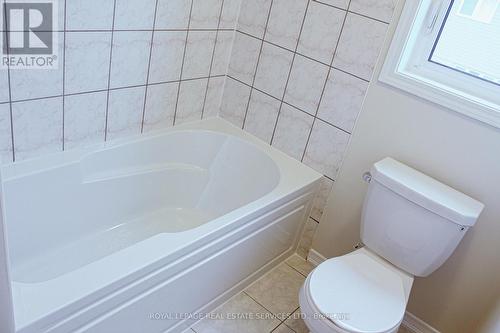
[1,0,58,69]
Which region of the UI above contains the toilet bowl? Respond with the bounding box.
[298,158,484,333]
[299,248,413,333]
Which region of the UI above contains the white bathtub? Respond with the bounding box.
[0,118,322,333]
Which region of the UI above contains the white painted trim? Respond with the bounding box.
[306,248,327,266]
[403,312,442,333]
[306,249,441,333]
[379,0,500,129]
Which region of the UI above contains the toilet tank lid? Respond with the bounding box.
[371,158,485,227]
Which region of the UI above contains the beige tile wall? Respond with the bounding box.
[219,0,397,257]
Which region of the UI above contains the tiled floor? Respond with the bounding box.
[189,254,412,333]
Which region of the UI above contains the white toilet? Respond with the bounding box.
[300,158,484,333]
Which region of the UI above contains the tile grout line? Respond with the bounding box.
[200,0,225,120]
[227,75,351,135]
[310,216,320,224]
[283,255,315,278]
[2,0,15,162]
[284,261,309,279]
[312,0,391,24]
[241,0,275,129]
[140,0,160,134]
[278,307,301,332]
[172,0,194,126]
[3,28,235,33]
[5,75,225,105]
[243,290,300,332]
[300,0,352,163]
[236,29,369,82]
[242,291,282,322]
[234,29,369,83]
[61,0,67,150]
[269,0,312,145]
[103,0,118,142]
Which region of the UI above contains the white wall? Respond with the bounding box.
[312,2,500,332]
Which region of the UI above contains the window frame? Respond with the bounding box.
[379,0,500,128]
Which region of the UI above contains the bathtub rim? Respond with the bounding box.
[1,118,307,183]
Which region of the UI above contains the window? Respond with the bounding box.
[380,0,500,128]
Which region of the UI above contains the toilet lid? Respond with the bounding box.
[308,251,408,333]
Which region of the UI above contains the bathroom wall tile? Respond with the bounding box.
[64,91,107,150]
[253,43,293,99]
[284,308,309,333]
[0,69,9,103]
[182,31,217,80]
[193,292,280,333]
[106,86,146,140]
[114,0,157,30]
[237,0,272,39]
[297,218,318,258]
[227,32,261,85]
[265,0,308,50]
[53,0,66,31]
[317,0,350,10]
[143,82,178,132]
[297,2,345,64]
[12,97,63,161]
[0,104,12,164]
[333,13,388,81]
[66,0,115,30]
[203,76,226,118]
[317,69,368,133]
[349,0,397,22]
[9,32,64,101]
[272,104,313,161]
[284,55,329,115]
[219,0,242,29]
[310,176,334,221]
[219,77,251,127]
[149,31,186,84]
[245,263,305,316]
[110,31,152,89]
[191,0,223,29]
[65,32,112,94]
[286,254,315,277]
[176,79,207,124]
[155,0,192,30]
[303,120,350,179]
[244,91,281,143]
[212,31,235,76]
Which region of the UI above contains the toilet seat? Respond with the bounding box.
[301,248,414,333]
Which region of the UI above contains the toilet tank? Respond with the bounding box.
[361,158,484,277]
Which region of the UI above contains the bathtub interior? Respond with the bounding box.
[1,130,281,283]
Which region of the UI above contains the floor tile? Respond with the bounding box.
[245,263,305,318]
[284,309,309,333]
[193,292,280,333]
[286,255,315,277]
[273,323,296,333]
[398,326,413,333]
